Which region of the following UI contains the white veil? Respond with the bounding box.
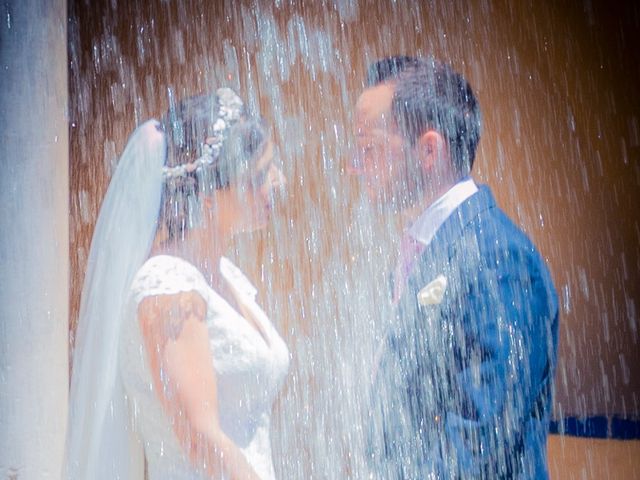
[64,120,167,479]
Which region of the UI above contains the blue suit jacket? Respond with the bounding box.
[368,185,559,479]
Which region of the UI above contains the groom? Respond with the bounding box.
[355,56,559,479]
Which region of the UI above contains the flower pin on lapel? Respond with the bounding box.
[417,274,448,306]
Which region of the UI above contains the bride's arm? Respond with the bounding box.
[138,291,261,480]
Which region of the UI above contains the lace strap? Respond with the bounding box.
[130,255,209,304]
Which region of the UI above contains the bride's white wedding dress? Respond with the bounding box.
[120,254,290,479]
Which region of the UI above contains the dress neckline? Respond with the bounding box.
[221,274,272,348]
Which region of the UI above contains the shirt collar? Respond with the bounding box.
[408,177,478,246]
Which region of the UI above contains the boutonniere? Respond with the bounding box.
[417,275,448,306]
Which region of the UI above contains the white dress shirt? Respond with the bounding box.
[408,177,479,247]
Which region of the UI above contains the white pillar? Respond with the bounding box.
[0,0,69,478]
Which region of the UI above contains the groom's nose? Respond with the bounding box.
[266,164,287,200]
[273,166,286,188]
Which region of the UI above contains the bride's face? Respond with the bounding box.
[228,140,286,233]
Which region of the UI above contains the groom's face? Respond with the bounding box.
[353,83,408,205]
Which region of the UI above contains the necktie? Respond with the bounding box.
[392,233,425,303]
[371,235,425,384]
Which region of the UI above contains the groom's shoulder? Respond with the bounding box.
[485,204,531,246]
[454,185,528,246]
[465,198,548,272]
[459,195,526,246]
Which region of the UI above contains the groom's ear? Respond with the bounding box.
[416,130,446,172]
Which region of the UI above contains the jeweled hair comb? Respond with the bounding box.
[162,87,244,180]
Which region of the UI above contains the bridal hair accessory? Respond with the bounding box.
[162,142,214,179]
[162,87,244,180]
[417,274,448,306]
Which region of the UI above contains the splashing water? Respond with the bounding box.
[67,1,640,478]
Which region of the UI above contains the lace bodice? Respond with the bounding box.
[120,255,289,479]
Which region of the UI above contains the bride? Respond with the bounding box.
[65,88,289,479]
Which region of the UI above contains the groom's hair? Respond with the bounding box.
[366,56,419,86]
[391,57,482,176]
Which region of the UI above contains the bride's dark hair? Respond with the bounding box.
[159,91,269,240]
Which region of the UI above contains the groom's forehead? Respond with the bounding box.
[356,83,395,125]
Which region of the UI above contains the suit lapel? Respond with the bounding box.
[401,185,497,307]
[375,186,498,380]
[370,186,501,460]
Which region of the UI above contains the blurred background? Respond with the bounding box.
[3,0,639,478]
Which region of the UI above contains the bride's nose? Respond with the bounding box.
[269,164,286,190]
